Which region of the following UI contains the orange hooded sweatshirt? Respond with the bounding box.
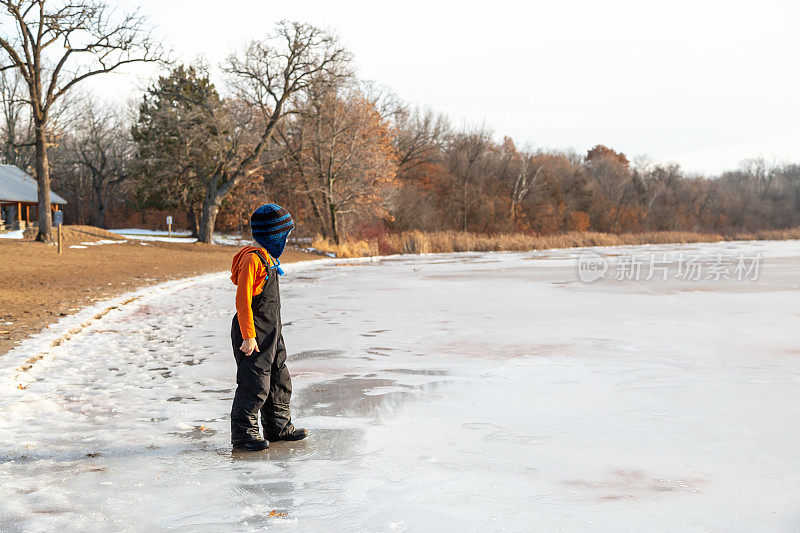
[231,245,276,339]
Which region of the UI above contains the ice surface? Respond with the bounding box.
[1,242,799,531]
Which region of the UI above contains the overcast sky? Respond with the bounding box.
[92,0,799,175]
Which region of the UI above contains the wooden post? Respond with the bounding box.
[55,207,63,254]
[25,205,30,224]
[17,202,21,228]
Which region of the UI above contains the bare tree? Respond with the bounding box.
[0,0,162,240]
[640,162,683,230]
[585,150,637,232]
[279,86,398,243]
[67,100,132,227]
[393,106,450,177]
[447,124,492,231]
[359,80,404,122]
[511,155,542,226]
[0,68,31,167]
[740,158,778,196]
[183,20,353,244]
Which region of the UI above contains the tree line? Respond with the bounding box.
[2,1,799,244]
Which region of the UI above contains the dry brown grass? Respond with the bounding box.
[22,224,127,244]
[311,228,800,258]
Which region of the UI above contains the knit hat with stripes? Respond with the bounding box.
[251,204,295,258]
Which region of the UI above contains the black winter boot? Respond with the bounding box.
[262,400,306,441]
[232,439,270,452]
[269,425,307,442]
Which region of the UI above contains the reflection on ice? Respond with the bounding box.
[290,348,346,360]
[295,376,430,418]
[1,240,800,530]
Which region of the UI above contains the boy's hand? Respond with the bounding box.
[240,338,259,356]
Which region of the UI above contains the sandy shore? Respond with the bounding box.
[0,237,321,356]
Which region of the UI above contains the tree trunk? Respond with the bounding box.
[187,206,198,238]
[302,181,325,238]
[612,186,629,233]
[96,203,106,228]
[329,202,340,245]
[34,122,53,242]
[198,189,222,244]
[93,182,106,228]
[463,182,469,232]
[462,166,474,233]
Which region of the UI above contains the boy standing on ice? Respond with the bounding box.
[229,204,307,452]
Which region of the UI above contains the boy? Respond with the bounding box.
[230,204,307,452]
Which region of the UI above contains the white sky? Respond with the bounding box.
[88,0,800,175]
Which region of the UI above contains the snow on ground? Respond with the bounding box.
[113,228,193,236]
[0,229,25,239]
[80,239,127,246]
[1,241,799,531]
[112,228,195,243]
[69,240,127,249]
[212,234,251,246]
[113,228,248,246]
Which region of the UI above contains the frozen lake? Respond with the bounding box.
[1,241,799,531]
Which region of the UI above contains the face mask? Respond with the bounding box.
[265,229,291,259]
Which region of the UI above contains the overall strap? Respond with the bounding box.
[249,249,271,269]
[249,248,284,276]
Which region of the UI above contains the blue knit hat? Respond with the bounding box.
[251,204,294,263]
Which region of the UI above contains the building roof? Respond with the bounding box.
[0,164,67,204]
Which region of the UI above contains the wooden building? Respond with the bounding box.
[0,164,67,230]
